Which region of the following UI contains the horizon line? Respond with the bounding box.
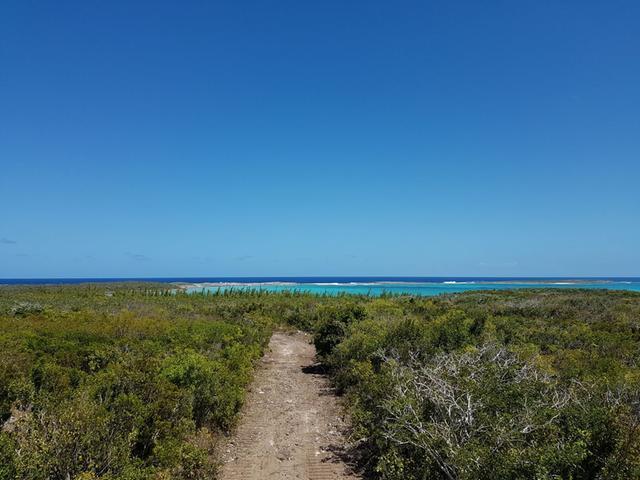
[1,275,639,281]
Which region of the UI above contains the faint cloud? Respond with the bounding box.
[125,252,151,262]
[1,238,17,245]
[234,255,254,262]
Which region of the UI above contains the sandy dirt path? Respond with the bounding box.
[218,331,360,480]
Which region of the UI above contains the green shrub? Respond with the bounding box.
[1,284,639,480]
[314,303,366,357]
[0,283,274,479]
[313,289,640,480]
[0,432,17,480]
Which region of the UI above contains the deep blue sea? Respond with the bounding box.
[2,277,640,296]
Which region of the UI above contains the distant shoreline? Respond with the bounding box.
[2,276,639,288]
[168,278,640,297]
[175,279,629,289]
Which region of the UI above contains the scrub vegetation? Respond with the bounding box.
[314,291,640,480]
[0,284,271,480]
[0,285,639,479]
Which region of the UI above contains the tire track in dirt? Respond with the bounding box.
[219,331,360,480]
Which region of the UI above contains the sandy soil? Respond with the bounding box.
[218,331,360,480]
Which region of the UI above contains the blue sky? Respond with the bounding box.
[1,0,639,277]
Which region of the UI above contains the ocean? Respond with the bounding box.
[3,277,639,296]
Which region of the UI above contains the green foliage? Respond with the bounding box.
[313,289,640,480]
[1,284,639,479]
[0,283,273,479]
[0,432,17,480]
[313,303,366,357]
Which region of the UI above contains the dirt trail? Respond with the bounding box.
[219,331,360,480]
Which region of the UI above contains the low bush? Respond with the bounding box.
[0,284,272,480]
[1,285,639,479]
[316,290,640,479]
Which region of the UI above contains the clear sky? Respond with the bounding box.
[1,0,639,278]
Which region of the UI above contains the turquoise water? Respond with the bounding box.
[187,280,640,297]
[3,277,639,296]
